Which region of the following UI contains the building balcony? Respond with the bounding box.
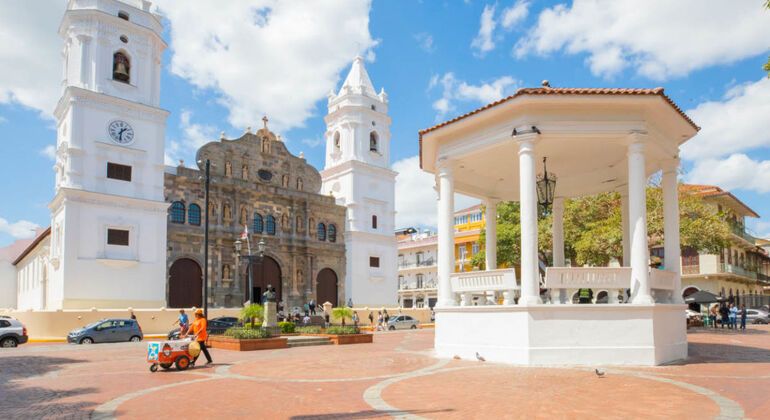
[398,281,437,291]
[682,260,768,282]
[397,258,436,270]
[729,223,756,245]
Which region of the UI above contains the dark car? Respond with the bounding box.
[67,319,143,344]
[0,318,29,348]
[167,316,239,340]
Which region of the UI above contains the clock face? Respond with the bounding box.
[108,120,134,144]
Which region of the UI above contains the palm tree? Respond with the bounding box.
[332,307,354,327]
[241,303,264,327]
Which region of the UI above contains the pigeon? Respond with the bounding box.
[595,368,605,378]
[453,355,461,360]
[475,352,486,362]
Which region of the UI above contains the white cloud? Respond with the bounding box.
[153,0,376,132]
[429,72,520,119]
[414,32,435,53]
[0,116,7,124]
[165,109,218,165]
[40,145,56,161]
[0,0,65,117]
[0,217,39,240]
[682,78,770,160]
[515,0,770,80]
[393,155,479,229]
[301,136,323,148]
[471,4,497,56]
[686,154,770,194]
[501,1,529,29]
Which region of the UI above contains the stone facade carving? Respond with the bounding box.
[165,127,346,309]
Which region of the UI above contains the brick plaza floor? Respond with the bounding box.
[1,326,769,419]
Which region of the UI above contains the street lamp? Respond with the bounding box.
[197,158,212,318]
[235,236,267,305]
[536,157,557,216]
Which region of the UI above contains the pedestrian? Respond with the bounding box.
[352,311,359,328]
[303,302,310,316]
[729,303,738,329]
[739,304,747,331]
[709,304,718,329]
[173,309,189,336]
[368,312,374,325]
[377,311,383,331]
[309,299,316,315]
[129,309,136,320]
[324,312,330,328]
[302,313,311,325]
[183,308,212,366]
[720,304,729,329]
[384,309,390,324]
[430,308,435,323]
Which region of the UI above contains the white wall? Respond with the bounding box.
[0,261,16,309]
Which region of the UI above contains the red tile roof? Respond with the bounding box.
[681,184,759,218]
[418,86,699,168]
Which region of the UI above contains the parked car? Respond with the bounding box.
[387,315,420,331]
[67,319,143,344]
[167,316,239,340]
[746,308,770,324]
[0,317,28,348]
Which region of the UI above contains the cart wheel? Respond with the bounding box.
[175,355,191,371]
[160,363,172,370]
[149,364,158,373]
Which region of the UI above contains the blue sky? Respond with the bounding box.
[1,0,770,247]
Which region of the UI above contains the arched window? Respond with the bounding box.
[253,213,263,233]
[118,11,129,20]
[296,177,303,191]
[328,224,337,242]
[266,215,276,235]
[317,223,326,241]
[369,131,378,152]
[188,204,201,226]
[333,131,341,149]
[372,215,378,229]
[112,51,131,83]
[170,201,185,224]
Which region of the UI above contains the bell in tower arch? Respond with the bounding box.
[113,52,131,83]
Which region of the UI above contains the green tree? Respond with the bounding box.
[240,303,264,327]
[332,307,354,326]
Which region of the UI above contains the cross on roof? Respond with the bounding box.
[262,115,268,129]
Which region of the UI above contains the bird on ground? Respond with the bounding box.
[595,368,605,378]
[453,355,461,360]
[475,352,486,362]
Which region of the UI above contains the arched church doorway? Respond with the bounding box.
[169,258,202,308]
[243,256,282,304]
[316,268,338,307]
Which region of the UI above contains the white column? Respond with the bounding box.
[518,136,542,305]
[663,158,683,304]
[628,136,653,304]
[437,160,456,307]
[620,190,630,267]
[551,197,565,304]
[485,199,497,270]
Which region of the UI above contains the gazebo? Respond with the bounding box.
[418,84,699,365]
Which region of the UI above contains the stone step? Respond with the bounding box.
[286,336,331,348]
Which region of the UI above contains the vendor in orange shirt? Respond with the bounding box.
[183,308,212,365]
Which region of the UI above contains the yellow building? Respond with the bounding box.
[453,204,485,272]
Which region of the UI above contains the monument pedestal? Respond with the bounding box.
[262,301,278,328]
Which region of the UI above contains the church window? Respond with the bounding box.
[120,35,128,44]
[112,51,130,83]
[372,215,378,229]
[170,201,186,224]
[188,204,201,226]
[333,132,340,149]
[369,131,378,152]
[261,138,270,153]
[107,162,132,181]
[328,224,337,243]
[225,161,232,177]
[241,164,249,180]
[258,169,273,182]
[317,223,326,241]
[369,256,380,268]
[118,11,130,20]
[253,213,264,233]
[266,215,276,235]
[371,105,376,111]
[296,178,303,190]
[107,228,129,246]
[282,174,289,188]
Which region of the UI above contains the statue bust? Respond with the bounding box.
[263,285,276,303]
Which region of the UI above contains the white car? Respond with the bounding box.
[387,315,420,331]
[0,317,29,348]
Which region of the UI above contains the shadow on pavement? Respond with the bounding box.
[671,342,770,365]
[290,408,454,419]
[0,355,98,418]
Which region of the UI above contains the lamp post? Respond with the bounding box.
[536,157,557,216]
[198,158,211,318]
[235,237,267,305]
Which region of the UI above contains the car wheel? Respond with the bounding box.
[0,337,18,348]
[129,335,142,342]
[175,355,191,371]
[149,364,158,373]
[410,324,417,329]
[80,337,94,344]
[388,326,395,331]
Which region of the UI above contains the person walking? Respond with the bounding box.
[368,312,374,326]
[352,311,359,328]
[720,304,729,329]
[183,308,212,366]
[173,309,189,335]
[729,303,738,330]
[709,304,718,329]
[309,299,316,315]
[376,311,383,331]
[739,304,747,331]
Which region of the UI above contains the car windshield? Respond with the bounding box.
[84,320,104,329]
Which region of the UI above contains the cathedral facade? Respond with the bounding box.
[164,124,346,310]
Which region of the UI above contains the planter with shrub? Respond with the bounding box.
[208,326,288,351]
[298,325,373,345]
[278,321,296,334]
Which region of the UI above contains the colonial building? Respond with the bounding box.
[164,124,346,310]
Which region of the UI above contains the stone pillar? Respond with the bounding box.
[437,159,456,307]
[620,190,630,267]
[663,158,683,304]
[517,135,542,305]
[551,197,565,304]
[628,135,653,304]
[485,199,498,271]
[77,35,92,89]
[262,301,278,327]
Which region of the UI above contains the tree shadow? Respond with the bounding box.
[665,342,770,365]
[290,408,455,419]
[0,355,99,418]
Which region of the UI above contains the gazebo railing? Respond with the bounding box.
[545,267,677,303]
[450,269,518,305]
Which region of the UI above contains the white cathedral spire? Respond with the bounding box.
[339,55,377,97]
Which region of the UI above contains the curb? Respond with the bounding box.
[29,334,168,343]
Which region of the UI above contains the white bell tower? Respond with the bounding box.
[321,57,398,307]
[47,0,169,309]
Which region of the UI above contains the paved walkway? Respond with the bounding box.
[1,326,769,419]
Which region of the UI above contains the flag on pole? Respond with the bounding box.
[240,224,249,239]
